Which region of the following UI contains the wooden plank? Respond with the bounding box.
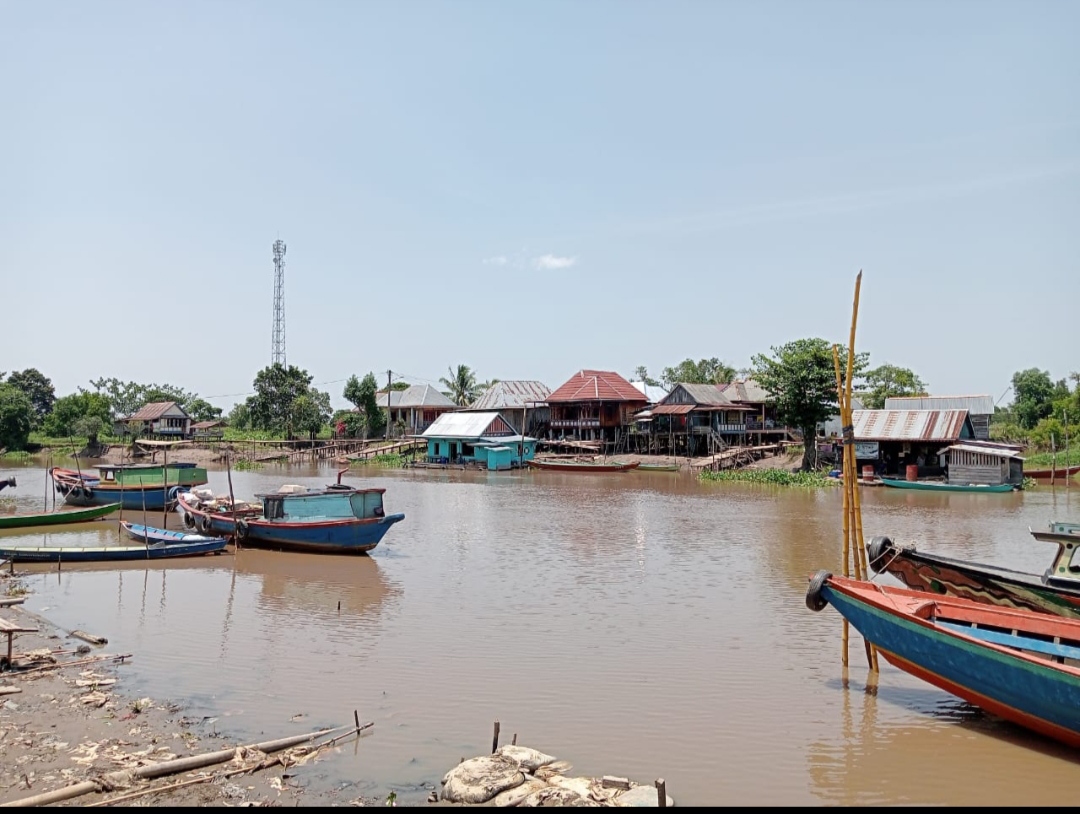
[0,618,37,634]
[0,597,26,607]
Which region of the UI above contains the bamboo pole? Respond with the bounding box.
[226,451,240,551]
[832,347,851,668]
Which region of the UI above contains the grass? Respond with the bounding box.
[1,451,32,461]
[699,467,838,487]
[231,459,263,471]
[350,453,405,469]
[1022,447,1080,469]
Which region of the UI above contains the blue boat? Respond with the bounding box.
[121,521,228,548]
[177,485,405,554]
[806,571,1080,749]
[51,463,209,510]
[0,537,228,563]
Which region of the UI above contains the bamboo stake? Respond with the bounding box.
[226,452,240,551]
[832,347,851,667]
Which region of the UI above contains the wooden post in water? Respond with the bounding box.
[491,720,500,754]
[1065,410,1071,491]
[832,348,851,668]
[1051,434,1057,488]
[162,447,169,530]
[226,451,240,551]
[655,778,667,808]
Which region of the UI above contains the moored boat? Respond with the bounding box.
[880,477,1015,493]
[0,503,121,530]
[1024,464,1080,479]
[0,537,228,563]
[177,483,405,554]
[527,459,641,473]
[634,464,679,472]
[121,521,227,547]
[51,463,208,509]
[806,571,1080,749]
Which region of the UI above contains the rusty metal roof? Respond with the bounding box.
[884,395,994,414]
[852,409,970,442]
[127,401,187,421]
[547,370,648,403]
[467,380,551,410]
[651,404,696,415]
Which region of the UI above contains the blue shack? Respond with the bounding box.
[420,412,538,469]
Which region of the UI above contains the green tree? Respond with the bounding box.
[332,409,365,438]
[633,366,661,387]
[87,378,197,418]
[184,398,223,423]
[0,383,34,451]
[73,415,106,448]
[42,392,113,438]
[355,373,385,438]
[660,358,736,389]
[343,375,365,411]
[1011,368,1056,430]
[5,368,56,427]
[861,364,928,410]
[440,364,480,407]
[246,364,315,434]
[227,402,252,431]
[290,389,332,439]
[390,380,411,391]
[752,338,868,471]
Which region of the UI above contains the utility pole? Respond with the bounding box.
[385,370,392,440]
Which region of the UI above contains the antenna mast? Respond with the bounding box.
[272,239,287,366]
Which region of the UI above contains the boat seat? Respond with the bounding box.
[937,620,1080,662]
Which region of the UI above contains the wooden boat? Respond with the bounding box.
[1024,464,1080,479]
[176,485,405,554]
[880,477,1015,493]
[51,463,209,510]
[527,460,641,473]
[121,521,227,547]
[0,503,121,530]
[867,531,1080,619]
[0,537,228,563]
[634,464,679,472]
[806,571,1080,748]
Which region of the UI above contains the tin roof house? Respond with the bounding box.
[648,383,755,456]
[375,385,457,436]
[852,409,975,478]
[420,411,538,470]
[884,395,995,440]
[118,401,192,439]
[463,381,551,436]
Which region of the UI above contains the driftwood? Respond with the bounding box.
[0,687,21,696]
[13,653,132,675]
[0,725,355,808]
[70,630,108,646]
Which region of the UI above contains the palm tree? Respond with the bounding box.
[440,364,479,407]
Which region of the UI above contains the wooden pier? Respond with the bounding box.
[690,442,790,472]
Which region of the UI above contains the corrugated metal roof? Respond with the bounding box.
[718,379,771,403]
[884,395,995,414]
[651,404,696,415]
[946,444,1023,460]
[629,381,667,403]
[852,409,969,442]
[468,380,551,410]
[421,411,514,439]
[675,382,736,406]
[547,370,648,403]
[128,401,186,421]
[378,384,456,409]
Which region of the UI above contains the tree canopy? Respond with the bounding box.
[752,338,867,470]
[860,364,928,410]
[660,358,735,389]
[441,364,480,407]
[343,373,384,438]
[0,383,35,451]
[633,366,660,387]
[242,364,330,436]
[5,368,56,427]
[43,392,113,439]
[1011,368,1057,430]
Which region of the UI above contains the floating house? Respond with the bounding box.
[884,395,995,440]
[943,443,1024,487]
[375,385,457,436]
[645,383,755,456]
[851,409,975,478]
[420,411,537,470]
[546,370,648,444]
[119,401,193,439]
[464,381,551,436]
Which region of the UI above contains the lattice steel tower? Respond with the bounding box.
[271,239,287,366]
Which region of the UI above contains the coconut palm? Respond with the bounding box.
[440,364,480,407]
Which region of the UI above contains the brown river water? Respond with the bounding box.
[2,463,1079,805]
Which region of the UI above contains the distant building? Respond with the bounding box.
[884,395,994,440]
[648,383,756,455]
[420,411,537,470]
[852,409,975,477]
[119,401,192,439]
[464,381,551,436]
[546,369,648,443]
[373,385,457,436]
[717,379,794,440]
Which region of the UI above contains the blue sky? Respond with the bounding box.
[3,0,1077,412]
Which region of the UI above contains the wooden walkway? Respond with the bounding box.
[690,443,790,472]
[343,438,427,462]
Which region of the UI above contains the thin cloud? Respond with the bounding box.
[532,254,578,270]
[482,256,508,266]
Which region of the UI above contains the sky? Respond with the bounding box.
[2,0,1077,413]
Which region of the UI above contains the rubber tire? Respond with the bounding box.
[198,514,212,534]
[236,519,249,540]
[182,512,195,529]
[806,569,832,612]
[867,536,894,574]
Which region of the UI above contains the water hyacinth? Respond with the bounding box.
[699,468,838,488]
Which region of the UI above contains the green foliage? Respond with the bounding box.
[1011,368,1056,430]
[660,358,735,389]
[246,364,315,435]
[350,453,404,468]
[227,402,252,431]
[699,467,837,487]
[1,450,32,461]
[860,364,928,410]
[752,338,867,470]
[88,377,194,418]
[290,389,332,438]
[633,366,661,387]
[231,458,263,471]
[5,368,56,427]
[440,364,480,407]
[390,381,411,391]
[43,391,113,438]
[342,375,365,410]
[353,373,385,437]
[73,415,105,445]
[186,398,223,422]
[333,409,366,438]
[0,383,35,451]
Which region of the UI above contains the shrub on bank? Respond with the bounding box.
[699,468,837,487]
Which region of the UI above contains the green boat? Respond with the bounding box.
[880,478,1015,493]
[0,503,121,530]
[634,464,680,472]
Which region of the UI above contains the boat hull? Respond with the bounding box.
[0,503,121,530]
[880,478,1015,493]
[51,467,208,509]
[867,537,1080,619]
[0,539,228,563]
[817,575,1080,748]
[121,522,226,547]
[1024,465,1080,479]
[527,460,640,473]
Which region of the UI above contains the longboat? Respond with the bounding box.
[880,477,1014,493]
[121,521,228,548]
[0,503,120,530]
[0,537,228,563]
[526,459,640,473]
[51,463,208,509]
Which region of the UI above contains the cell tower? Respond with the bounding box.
[271,239,287,366]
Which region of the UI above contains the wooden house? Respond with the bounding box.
[648,383,755,456]
[375,385,457,436]
[191,420,226,441]
[546,370,649,445]
[420,411,537,470]
[464,381,551,436]
[884,395,995,440]
[120,401,192,439]
[943,444,1024,487]
[852,409,975,478]
[716,379,791,440]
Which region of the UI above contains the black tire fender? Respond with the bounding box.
[236,519,249,540]
[182,512,195,529]
[197,514,213,534]
[806,569,833,612]
[867,536,894,574]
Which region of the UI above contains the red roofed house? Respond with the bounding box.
[546,369,649,444]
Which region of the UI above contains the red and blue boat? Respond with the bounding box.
[806,571,1080,748]
[176,484,404,554]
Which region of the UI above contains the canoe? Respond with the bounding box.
[880,477,1015,493]
[527,460,641,473]
[0,537,228,563]
[867,532,1080,619]
[1024,464,1080,479]
[0,503,121,530]
[121,521,227,547]
[634,464,679,472]
[806,571,1080,749]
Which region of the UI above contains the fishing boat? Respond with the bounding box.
[879,477,1015,493]
[1024,464,1080,479]
[805,571,1080,749]
[176,484,405,554]
[51,463,208,509]
[0,537,228,563]
[526,460,641,473]
[121,521,228,548]
[634,464,680,472]
[867,530,1080,619]
[0,503,121,530]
